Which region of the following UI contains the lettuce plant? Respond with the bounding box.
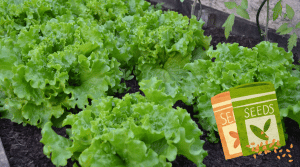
[133,13,211,83]
[105,10,211,83]
[0,25,123,128]
[142,41,300,143]
[40,92,207,167]
[195,41,300,142]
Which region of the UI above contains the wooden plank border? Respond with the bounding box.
[0,138,10,167]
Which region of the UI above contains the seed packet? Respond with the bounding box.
[211,91,243,160]
[229,82,285,157]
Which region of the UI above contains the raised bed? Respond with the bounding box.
[0,0,300,167]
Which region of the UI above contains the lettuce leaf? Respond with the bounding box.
[40,122,73,167]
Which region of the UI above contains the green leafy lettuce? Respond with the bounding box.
[40,92,207,167]
[0,5,127,128]
[142,41,300,143]
[185,41,300,143]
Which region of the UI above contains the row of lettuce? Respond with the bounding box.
[0,0,300,166]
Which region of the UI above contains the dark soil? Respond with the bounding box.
[1,1,300,167]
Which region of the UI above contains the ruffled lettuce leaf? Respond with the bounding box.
[40,122,73,167]
[139,77,187,107]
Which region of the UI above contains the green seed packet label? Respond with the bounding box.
[229,82,285,156]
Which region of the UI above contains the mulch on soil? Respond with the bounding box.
[1,1,300,167]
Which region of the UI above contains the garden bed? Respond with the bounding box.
[0,1,300,167]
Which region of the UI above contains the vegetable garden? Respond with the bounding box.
[0,0,299,166]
